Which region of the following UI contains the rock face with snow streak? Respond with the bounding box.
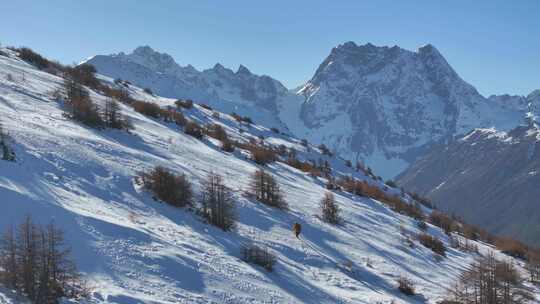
[86,43,531,178]
[397,124,540,245]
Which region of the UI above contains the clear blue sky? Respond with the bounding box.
[1,0,538,96]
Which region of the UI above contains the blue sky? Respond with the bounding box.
[1,0,538,96]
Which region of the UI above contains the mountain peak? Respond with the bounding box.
[127,45,177,72]
[416,43,460,82]
[209,63,235,76]
[332,41,383,54]
[417,44,447,63]
[418,43,437,52]
[417,43,445,60]
[236,64,252,76]
[213,63,225,70]
[340,41,358,49]
[132,45,157,56]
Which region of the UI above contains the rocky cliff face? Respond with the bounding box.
[397,125,540,245]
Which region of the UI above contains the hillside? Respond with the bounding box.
[1,47,539,303]
[397,124,540,246]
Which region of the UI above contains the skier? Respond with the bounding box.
[293,222,302,238]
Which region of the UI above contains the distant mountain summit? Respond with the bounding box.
[85,43,533,178]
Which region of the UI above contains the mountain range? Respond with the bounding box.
[86,42,537,178]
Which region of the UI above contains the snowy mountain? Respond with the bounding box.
[86,43,533,179]
[397,124,540,246]
[85,46,294,131]
[3,47,539,303]
[291,42,529,178]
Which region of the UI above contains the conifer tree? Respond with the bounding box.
[0,216,85,303]
[250,169,287,209]
[201,173,237,231]
[320,192,340,224]
[0,120,15,161]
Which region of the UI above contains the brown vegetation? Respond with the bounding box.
[132,101,186,126]
[496,237,528,260]
[64,64,100,90]
[418,233,446,256]
[204,123,228,141]
[429,211,456,235]
[16,47,61,72]
[234,141,278,165]
[249,145,277,165]
[336,177,424,220]
[62,78,104,128]
[139,166,193,207]
[102,86,132,104]
[397,276,416,296]
[285,157,316,173]
[221,138,235,152]
[184,121,204,139]
[132,100,162,118]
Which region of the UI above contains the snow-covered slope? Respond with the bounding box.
[2,48,538,303]
[86,43,535,179]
